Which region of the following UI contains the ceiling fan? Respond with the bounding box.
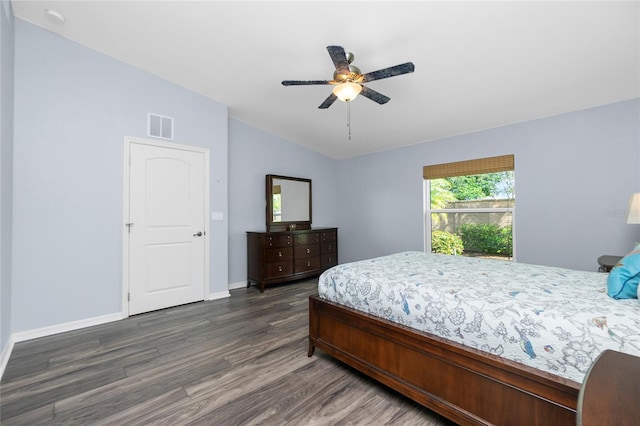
[282,45,415,109]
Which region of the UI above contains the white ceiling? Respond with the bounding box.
[11,1,640,159]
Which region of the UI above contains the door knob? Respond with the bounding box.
[193,231,203,237]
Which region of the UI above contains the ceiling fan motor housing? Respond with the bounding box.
[334,65,363,83]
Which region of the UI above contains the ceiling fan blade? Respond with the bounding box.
[361,62,415,83]
[359,85,390,105]
[326,46,350,75]
[318,93,338,109]
[282,80,332,86]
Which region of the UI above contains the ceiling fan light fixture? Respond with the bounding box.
[332,82,362,102]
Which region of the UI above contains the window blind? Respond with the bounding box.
[423,154,514,180]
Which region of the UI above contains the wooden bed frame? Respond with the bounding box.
[308,294,581,425]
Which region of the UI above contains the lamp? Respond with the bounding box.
[627,192,640,224]
[332,82,362,102]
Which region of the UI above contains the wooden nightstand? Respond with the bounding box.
[597,255,623,272]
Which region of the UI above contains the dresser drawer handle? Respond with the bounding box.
[307,261,311,267]
[328,245,331,250]
[278,266,283,272]
[328,257,332,262]
[278,251,282,257]
[306,248,310,254]
[287,241,291,245]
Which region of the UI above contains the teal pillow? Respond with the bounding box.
[607,246,640,299]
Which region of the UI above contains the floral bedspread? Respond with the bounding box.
[318,251,640,383]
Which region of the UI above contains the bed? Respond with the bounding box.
[308,252,640,425]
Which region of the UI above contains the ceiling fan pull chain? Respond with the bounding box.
[347,102,352,140]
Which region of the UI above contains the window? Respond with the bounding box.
[424,155,515,260]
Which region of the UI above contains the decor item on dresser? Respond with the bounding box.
[247,174,338,292]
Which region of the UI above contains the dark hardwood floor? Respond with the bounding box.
[1,279,454,425]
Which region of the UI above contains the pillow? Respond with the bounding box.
[607,245,640,299]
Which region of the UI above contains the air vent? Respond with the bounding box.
[148,113,174,140]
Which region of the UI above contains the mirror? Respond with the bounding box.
[266,174,312,232]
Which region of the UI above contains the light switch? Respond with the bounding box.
[211,212,224,221]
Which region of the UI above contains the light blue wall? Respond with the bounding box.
[4,13,639,343]
[0,0,14,354]
[228,118,338,284]
[12,19,228,332]
[337,99,640,272]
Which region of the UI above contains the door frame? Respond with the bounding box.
[122,136,210,316]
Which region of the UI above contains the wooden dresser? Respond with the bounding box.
[247,228,338,292]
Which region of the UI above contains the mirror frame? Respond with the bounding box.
[266,174,312,232]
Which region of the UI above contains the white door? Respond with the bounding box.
[127,140,208,315]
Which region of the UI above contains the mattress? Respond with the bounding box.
[318,251,640,383]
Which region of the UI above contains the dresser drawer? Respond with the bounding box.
[321,254,338,269]
[294,244,320,259]
[320,230,337,242]
[247,228,337,292]
[320,242,336,254]
[265,261,293,278]
[294,256,320,273]
[294,232,320,246]
[265,247,293,263]
[265,234,293,248]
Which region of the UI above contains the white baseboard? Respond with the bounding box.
[0,283,249,380]
[11,312,126,344]
[209,290,230,300]
[0,311,125,381]
[228,281,247,290]
[0,335,15,380]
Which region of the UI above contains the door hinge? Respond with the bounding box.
[126,223,134,233]
[128,292,130,302]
